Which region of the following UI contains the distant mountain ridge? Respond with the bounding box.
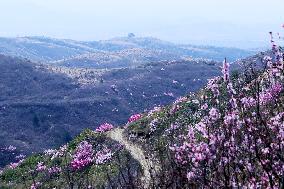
[0,36,255,68]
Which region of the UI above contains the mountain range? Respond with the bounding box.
[0,35,255,69]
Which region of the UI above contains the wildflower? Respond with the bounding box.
[48,166,61,174]
[9,162,20,169]
[30,182,41,189]
[260,83,282,105]
[165,123,180,133]
[174,96,188,104]
[96,123,114,133]
[148,106,162,116]
[206,77,221,97]
[36,162,46,171]
[224,111,239,126]
[95,148,113,165]
[128,114,142,123]
[227,82,236,95]
[149,118,159,132]
[71,141,93,170]
[187,171,195,181]
[209,108,220,121]
[9,159,24,169]
[44,149,57,156]
[241,97,256,108]
[201,103,208,110]
[221,58,230,82]
[229,97,237,109]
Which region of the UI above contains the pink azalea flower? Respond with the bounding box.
[128,114,142,123]
[96,123,114,133]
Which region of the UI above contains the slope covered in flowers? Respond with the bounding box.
[123,37,284,188]
[0,33,284,188]
[0,129,142,188]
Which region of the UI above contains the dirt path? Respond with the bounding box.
[107,128,159,188]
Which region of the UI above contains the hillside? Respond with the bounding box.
[52,48,181,69]
[0,36,254,68]
[0,43,283,188]
[0,55,222,167]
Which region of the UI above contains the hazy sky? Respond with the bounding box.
[0,0,283,48]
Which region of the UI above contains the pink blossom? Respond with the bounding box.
[36,162,46,172]
[71,141,93,170]
[128,114,142,123]
[206,77,221,97]
[48,166,61,174]
[201,103,208,110]
[260,83,282,105]
[44,145,67,160]
[241,97,256,108]
[96,123,114,133]
[221,59,230,82]
[148,106,162,116]
[187,171,195,180]
[95,148,113,165]
[209,108,220,121]
[9,159,24,169]
[30,182,41,189]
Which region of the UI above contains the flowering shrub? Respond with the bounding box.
[71,141,93,170]
[148,106,162,117]
[95,148,113,165]
[241,96,256,108]
[48,166,61,175]
[221,58,230,82]
[36,162,46,172]
[44,145,67,160]
[259,82,282,105]
[169,34,284,188]
[95,123,114,133]
[9,160,23,169]
[206,76,221,98]
[30,182,41,189]
[128,113,142,123]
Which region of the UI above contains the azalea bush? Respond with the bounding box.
[95,123,114,133]
[0,130,142,188]
[128,113,142,124]
[169,36,284,187]
[120,30,284,188]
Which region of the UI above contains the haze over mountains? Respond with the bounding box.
[0,35,255,68]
